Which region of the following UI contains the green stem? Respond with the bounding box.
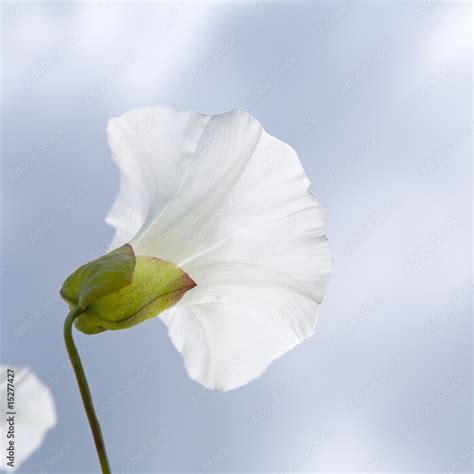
[64,307,111,473]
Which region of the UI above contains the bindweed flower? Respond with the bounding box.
[61,106,331,473]
[0,365,56,471]
[63,106,331,391]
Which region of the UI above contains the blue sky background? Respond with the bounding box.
[1,1,472,472]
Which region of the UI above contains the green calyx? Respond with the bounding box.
[60,244,196,334]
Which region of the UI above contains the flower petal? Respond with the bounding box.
[0,366,57,470]
[161,277,327,391]
[106,106,331,391]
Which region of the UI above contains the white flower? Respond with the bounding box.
[106,106,331,391]
[0,366,57,471]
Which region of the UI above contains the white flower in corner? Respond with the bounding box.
[0,366,57,471]
[104,106,331,391]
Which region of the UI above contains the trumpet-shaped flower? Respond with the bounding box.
[95,106,331,391]
[0,365,56,471]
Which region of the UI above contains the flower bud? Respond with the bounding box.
[60,244,196,334]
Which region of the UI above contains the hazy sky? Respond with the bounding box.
[1,1,472,473]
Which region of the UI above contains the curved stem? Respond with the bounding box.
[64,307,111,473]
